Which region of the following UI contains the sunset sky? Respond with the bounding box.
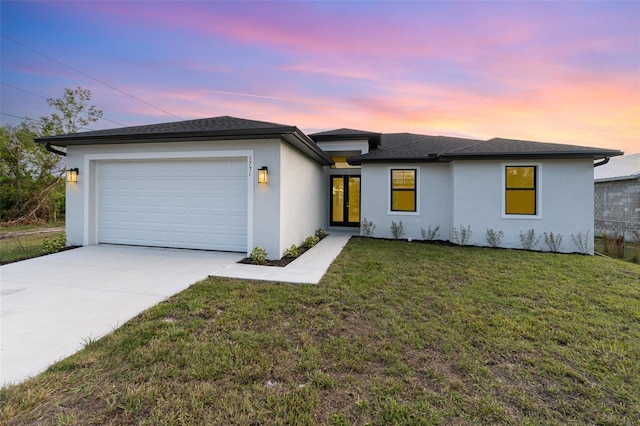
[2,1,639,154]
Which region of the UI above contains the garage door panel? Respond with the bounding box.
[98,159,248,252]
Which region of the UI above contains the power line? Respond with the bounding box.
[1,112,102,132]
[2,34,184,121]
[1,82,128,127]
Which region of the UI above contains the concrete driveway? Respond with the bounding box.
[0,245,243,387]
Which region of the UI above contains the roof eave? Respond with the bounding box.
[348,155,441,165]
[35,126,299,147]
[440,151,624,161]
[283,129,334,166]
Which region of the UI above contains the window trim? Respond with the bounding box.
[501,163,542,219]
[388,167,420,215]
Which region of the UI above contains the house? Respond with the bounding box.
[594,153,640,241]
[37,116,622,258]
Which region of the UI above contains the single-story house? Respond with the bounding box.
[594,153,640,241]
[37,116,623,258]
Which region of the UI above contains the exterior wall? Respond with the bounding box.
[278,143,326,258]
[594,178,640,241]
[360,159,595,253]
[65,139,284,257]
[451,159,595,253]
[360,163,452,240]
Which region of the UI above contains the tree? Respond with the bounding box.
[0,87,103,224]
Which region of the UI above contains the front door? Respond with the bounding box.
[330,176,360,227]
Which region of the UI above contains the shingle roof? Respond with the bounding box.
[594,153,640,181]
[310,128,380,138]
[37,116,295,144]
[347,133,482,163]
[36,116,333,165]
[348,134,623,164]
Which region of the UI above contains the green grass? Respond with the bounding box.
[0,226,66,264]
[2,238,639,425]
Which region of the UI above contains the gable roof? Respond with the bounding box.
[36,116,333,165]
[348,133,623,164]
[594,153,640,182]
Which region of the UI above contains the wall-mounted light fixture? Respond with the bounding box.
[258,166,268,184]
[66,168,79,183]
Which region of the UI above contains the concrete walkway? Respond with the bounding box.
[0,234,351,386]
[210,233,352,284]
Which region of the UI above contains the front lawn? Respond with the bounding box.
[2,238,639,425]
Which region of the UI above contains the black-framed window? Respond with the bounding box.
[391,169,416,212]
[505,166,537,215]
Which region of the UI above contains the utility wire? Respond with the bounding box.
[2,34,184,121]
[1,112,100,132]
[2,82,127,127]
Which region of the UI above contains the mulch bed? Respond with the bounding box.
[238,244,313,267]
[238,234,328,267]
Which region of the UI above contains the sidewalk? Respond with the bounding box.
[210,233,352,284]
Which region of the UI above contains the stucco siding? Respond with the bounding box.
[64,139,283,256]
[278,142,325,259]
[361,159,595,253]
[451,159,595,253]
[360,163,452,240]
[594,178,640,241]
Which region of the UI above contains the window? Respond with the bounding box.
[391,169,416,212]
[505,166,537,215]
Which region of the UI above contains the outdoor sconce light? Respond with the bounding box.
[258,166,268,184]
[66,168,79,183]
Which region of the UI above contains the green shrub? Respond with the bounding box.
[315,228,328,239]
[284,244,300,258]
[42,234,67,254]
[303,236,320,248]
[249,246,268,265]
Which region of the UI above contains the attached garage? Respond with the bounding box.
[97,158,248,251]
[37,116,333,259]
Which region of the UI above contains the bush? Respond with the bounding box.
[571,231,592,254]
[543,232,563,252]
[520,229,541,250]
[315,228,328,239]
[360,218,375,237]
[42,234,67,254]
[390,221,404,239]
[485,229,504,248]
[451,224,472,245]
[283,244,300,258]
[249,246,268,265]
[303,235,320,248]
[421,225,440,240]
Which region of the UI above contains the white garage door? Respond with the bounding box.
[97,158,247,252]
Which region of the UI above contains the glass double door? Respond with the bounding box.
[331,176,360,227]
